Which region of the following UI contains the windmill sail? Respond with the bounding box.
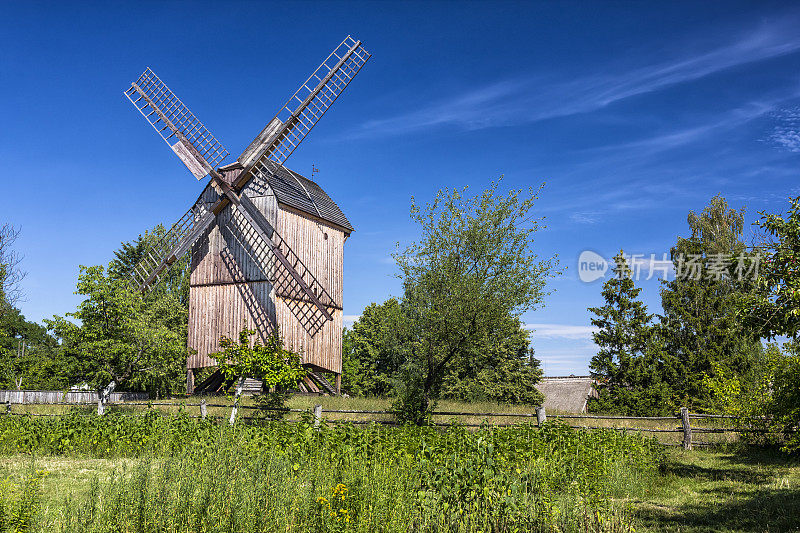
[131,204,215,290]
[125,36,368,327]
[238,35,371,176]
[125,68,229,179]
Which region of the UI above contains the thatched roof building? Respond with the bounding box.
[535,376,598,413]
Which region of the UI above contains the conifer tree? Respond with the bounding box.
[588,251,656,414]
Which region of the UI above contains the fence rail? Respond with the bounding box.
[1,395,793,450]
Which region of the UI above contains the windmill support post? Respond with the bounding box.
[335,373,341,395]
[186,369,195,395]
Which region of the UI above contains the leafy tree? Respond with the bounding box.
[343,300,544,404]
[341,298,408,397]
[587,251,670,414]
[734,196,800,451]
[209,328,307,414]
[743,196,800,338]
[392,181,558,423]
[46,227,190,398]
[0,306,64,390]
[659,195,761,409]
[440,315,544,404]
[109,225,190,307]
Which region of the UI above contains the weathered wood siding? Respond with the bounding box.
[187,281,277,369]
[0,390,148,404]
[187,173,347,374]
[274,207,346,373]
[276,206,345,307]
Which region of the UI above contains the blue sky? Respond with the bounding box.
[3,1,800,375]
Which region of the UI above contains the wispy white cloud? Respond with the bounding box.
[525,323,598,340]
[350,18,800,138]
[343,315,360,328]
[769,106,800,151]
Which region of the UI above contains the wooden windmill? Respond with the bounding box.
[122,36,370,394]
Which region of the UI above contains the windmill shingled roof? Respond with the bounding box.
[267,164,354,233]
[218,161,353,233]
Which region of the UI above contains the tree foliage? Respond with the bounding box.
[743,196,800,338]
[341,299,408,397]
[209,328,307,390]
[45,228,190,397]
[209,328,307,414]
[391,181,558,423]
[658,195,761,409]
[343,300,545,405]
[589,196,763,415]
[587,251,671,415]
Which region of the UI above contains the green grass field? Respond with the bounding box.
[633,447,800,532]
[1,447,797,532]
[0,409,797,532]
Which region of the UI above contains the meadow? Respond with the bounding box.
[0,410,796,532]
[0,411,663,532]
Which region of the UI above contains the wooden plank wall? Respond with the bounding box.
[187,174,347,374]
[276,207,345,306]
[276,300,343,373]
[275,207,345,372]
[187,281,276,368]
[0,390,148,404]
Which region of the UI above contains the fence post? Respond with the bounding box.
[313,404,322,429]
[200,398,207,420]
[536,406,546,426]
[680,407,692,450]
[229,377,245,426]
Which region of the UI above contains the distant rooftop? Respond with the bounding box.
[535,376,597,413]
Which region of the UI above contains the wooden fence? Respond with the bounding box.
[0,389,148,404]
[2,398,790,450]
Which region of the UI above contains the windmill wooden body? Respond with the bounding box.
[122,36,369,394]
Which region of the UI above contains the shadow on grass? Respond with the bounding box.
[636,449,800,532]
[661,461,772,485]
[635,487,800,532]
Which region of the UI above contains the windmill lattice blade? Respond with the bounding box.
[125,68,229,179]
[234,193,338,311]
[227,205,334,336]
[131,204,214,290]
[240,35,370,171]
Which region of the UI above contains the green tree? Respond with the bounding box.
[743,196,800,338]
[209,328,307,414]
[109,225,190,307]
[659,195,761,409]
[341,298,408,397]
[0,307,64,390]
[734,196,800,451]
[587,251,670,414]
[46,227,190,398]
[392,181,558,423]
[440,315,544,404]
